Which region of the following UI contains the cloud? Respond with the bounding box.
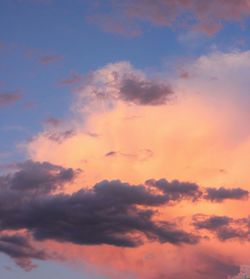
[0,160,248,270]
[119,75,173,105]
[86,14,142,37]
[105,149,153,161]
[23,51,250,277]
[105,151,117,157]
[73,61,174,110]
[0,173,199,250]
[193,216,232,230]
[0,160,77,195]
[145,179,249,203]
[43,117,63,128]
[87,0,250,36]
[146,178,202,202]
[193,215,249,241]
[0,234,48,271]
[0,91,22,108]
[204,187,249,202]
[195,254,241,279]
[44,129,76,143]
[59,73,82,86]
[39,55,63,65]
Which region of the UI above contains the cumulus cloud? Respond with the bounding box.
[87,0,250,36]
[119,75,173,105]
[0,160,248,269]
[0,174,200,250]
[73,62,173,111]
[21,51,250,277]
[0,160,77,195]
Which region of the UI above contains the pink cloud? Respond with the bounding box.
[88,0,250,36]
[23,51,250,277]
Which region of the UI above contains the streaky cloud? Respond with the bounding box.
[87,0,250,36]
[0,91,22,108]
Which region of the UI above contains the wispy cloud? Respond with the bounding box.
[0,91,22,108]
[0,234,49,271]
[59,72,82,86]
[39,55,63,65]
[87,0,250,36]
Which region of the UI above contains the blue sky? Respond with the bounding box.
[0,254,105,279]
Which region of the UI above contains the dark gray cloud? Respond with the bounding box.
[0,179,198,248]
[204,187,249,202]
[146,178,202,202]
[0,234,48,271]
[0,160,76,195]
[0,162,249,270]
[0,91,21,108]
[119,75,173,105]
[193,215,249,241]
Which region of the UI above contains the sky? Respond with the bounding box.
[0,1,250,278]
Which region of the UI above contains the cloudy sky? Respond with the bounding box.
[0,1,250,278]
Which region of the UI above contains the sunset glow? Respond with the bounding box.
[0,1,249,279]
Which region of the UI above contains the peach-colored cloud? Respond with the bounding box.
[26,51,250,277]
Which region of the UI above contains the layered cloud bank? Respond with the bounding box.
[1,49,249,278]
